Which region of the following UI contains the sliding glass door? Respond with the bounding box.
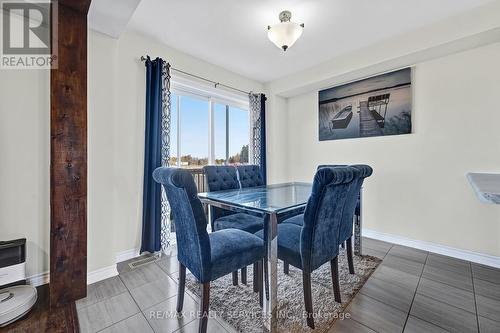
[213,103,227,165]
[169,92,249,169]
[213,103,250,165]
[180,95,209,168]
[228,105,249,164]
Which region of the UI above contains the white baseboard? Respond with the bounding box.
[27,271,49,287]
[115,248,140,264]
[26,248,140,287]
[26,265,119,287]
[87,265,119,285]
[363,228,500,269]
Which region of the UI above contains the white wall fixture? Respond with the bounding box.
[467,173,500,204]
[267,11,304,52]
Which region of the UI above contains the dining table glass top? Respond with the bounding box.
[198,182,312,214]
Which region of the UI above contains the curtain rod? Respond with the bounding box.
[140,56,253,96]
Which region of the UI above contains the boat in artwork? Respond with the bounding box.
[329,105,353,130]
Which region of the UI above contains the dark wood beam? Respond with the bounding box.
[50,0,91,308]
[58,0,91,14]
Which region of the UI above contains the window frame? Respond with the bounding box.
[170,74,250,167]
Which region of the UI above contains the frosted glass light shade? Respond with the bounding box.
[267,21,303,51]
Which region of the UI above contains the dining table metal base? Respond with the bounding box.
[262,212,278,332]
[353,187,364,256]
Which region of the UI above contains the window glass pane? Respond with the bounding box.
[228,106,249,165]
[169,93,178,166]
[214,103,227,165]
[180,95,209,169]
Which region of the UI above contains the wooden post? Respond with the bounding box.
[50,0,91,307]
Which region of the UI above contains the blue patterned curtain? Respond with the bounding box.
[249,94,267,184]
[160,62,172,251]
[141,57,171,254]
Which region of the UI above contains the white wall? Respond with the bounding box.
[272,42,500,257]
[265,94,288,184]
[88,31,119,272]
[0,28,263,281]
[0,64,50,281]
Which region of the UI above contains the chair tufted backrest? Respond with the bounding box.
[301,166,359,272]
[153,167,211,282]
[237,165,264,188]
[317,164,373,242]
[203,166,240,225]
[317,164,347,169]
[203,165,239,191]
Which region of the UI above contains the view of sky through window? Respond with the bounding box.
[170,93,249,168]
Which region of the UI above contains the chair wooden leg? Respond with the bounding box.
[232,271,238,286]
[253,263,258,292]
[241,266,247,285]
[330,256,342,303]
[258,260,263,307]
[346,237,355,274]
[283,261,289,275]
[177,262,186,313]
[199,282,210,333]
[302,271,315,329]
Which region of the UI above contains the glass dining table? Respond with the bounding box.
[198,182,364,332]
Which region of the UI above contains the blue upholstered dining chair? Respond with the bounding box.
[319,164,372,274]
[153,167,264,333]
[284,164,372,275]
[236,165,264,188]
[256,166,360,329]
[203,165,263,234]
[203,165,264,288]
[317,164,369,220]
[332,165,372,273]
[234,164,267,287]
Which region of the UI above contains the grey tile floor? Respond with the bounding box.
[330,238,500,333]
[76,238,500,333]
[76,248,236,333]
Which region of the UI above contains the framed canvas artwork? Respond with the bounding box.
[319,67,412,141]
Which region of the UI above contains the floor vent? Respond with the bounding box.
[128,254,160,270]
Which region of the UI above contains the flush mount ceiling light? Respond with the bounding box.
[267,10,304,52]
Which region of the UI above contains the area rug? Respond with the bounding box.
[185,249,380,332]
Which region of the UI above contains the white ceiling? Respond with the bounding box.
[89,0,141,38]
[113,0,494,82]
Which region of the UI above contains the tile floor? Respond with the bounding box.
[331,238,500,333]
[76,247,237,333]
[76,238,500,333]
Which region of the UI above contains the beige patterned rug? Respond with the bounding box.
[186,249,380,332]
